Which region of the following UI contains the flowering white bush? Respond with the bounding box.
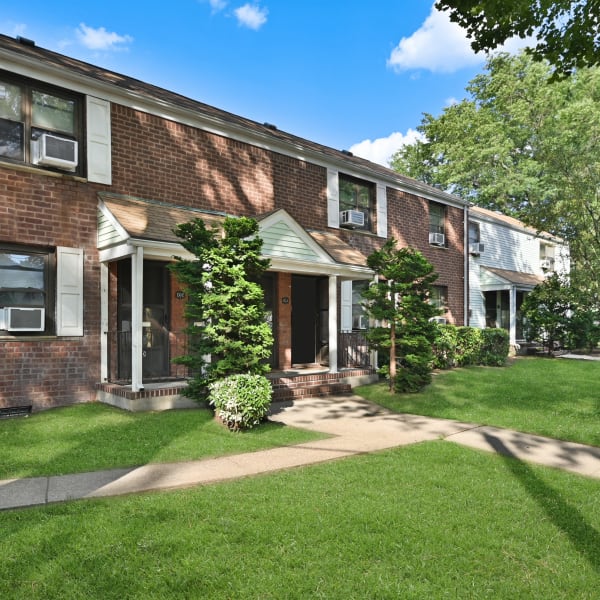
[208,374,272,431]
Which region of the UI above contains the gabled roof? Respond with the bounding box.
[97,193,370,275]
[470,205,563,243]
[0,33,468,208]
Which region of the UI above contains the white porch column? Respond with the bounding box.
[131,246,144,391]
[328,275,338,373]
[100,262,109,382]
[509,286,517,346]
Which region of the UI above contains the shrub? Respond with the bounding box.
[432,324,458,369]
[208,374,272,431]
[431,326,509,369]
[479,328,510,366]
[455,326,482,366]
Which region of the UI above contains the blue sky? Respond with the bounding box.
[1,1,528,166]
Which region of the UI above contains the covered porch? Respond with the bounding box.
[96,193,377,410]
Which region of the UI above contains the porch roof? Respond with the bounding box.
[481,266,544,289]
[97,193,371,272]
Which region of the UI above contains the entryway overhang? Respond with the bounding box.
[97,193,374,391]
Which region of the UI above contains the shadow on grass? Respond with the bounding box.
[484,432,600,574]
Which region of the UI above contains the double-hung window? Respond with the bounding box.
[339,174,375,233]
[0,244,83,336]
[0,72,82,174]
[429,201,446,246]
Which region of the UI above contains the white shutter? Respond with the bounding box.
[376,183,387,238]
[327,169,339,228]
[56,247,84,336]
[86,96,112,185]
[340,280,353,332]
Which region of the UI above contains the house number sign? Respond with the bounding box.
[176,291,186,300]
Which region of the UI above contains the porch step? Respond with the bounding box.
[270,381,352,402]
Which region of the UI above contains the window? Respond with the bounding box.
[430,285,448,312]
[0,72,82,173]
[0,245,83,336]
[352,281,368,330]
[468,221,480,244]
[0,246,53,333]
[339,174,375,232]
[539,242,555,271]
[429,202,446,245]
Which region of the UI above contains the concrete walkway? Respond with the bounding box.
[2,395,600,511]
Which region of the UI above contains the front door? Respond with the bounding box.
[117,260,170,380]
[291,275,327,365]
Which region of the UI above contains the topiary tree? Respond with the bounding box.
[361,240,440,393]
[169,216,273,400]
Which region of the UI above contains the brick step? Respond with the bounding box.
[271,381,352,401]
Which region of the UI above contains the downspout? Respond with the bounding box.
[464,204,469,326]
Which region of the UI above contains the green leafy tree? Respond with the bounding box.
[391,52,600,295]
[169,216,273,400]
[435,0,600,76]
[521,273,573,355]
[362,241,440,393]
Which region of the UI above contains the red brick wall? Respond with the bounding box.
[0,168,102,410]
[387,188,465,324]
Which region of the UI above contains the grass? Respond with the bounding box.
[355,356,600,446]
[0,403,326,480]
[1,442,600,598]
[2,357,600,597]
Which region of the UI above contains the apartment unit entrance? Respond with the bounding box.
[291,275,328,365]
[117,260,170,380]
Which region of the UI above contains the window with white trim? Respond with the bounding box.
[339,174,375,233]
[0,244,83,336]
[429,201,446,246]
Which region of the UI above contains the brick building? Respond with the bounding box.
[0,34,468,411]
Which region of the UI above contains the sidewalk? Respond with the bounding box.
[2,395,600,511]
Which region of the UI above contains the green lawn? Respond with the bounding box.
[2,357,600,598]
[1,442,599,599]
[356,356,600,446]
[0,403,326,480]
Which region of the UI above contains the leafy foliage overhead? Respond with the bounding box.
[435,0,600,76]
[391,52,600,293]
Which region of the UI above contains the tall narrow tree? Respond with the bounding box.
[169,216,273,400]
[362,241,440,393]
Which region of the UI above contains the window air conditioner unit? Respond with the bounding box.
[340,210,365,228]
[540,258,555,270]
[431,316,447,325]
[5,307,45,332]
[429,232,445,246]
[32,133,78,171]
[469,242,484,255]
[357,315,368,330]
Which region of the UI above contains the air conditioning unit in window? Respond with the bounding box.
[540,258,555,270]
[5,307,45,332]
[469,242,485,255]
[431,316,447,325]
[32,133,78,171]
[340,210,365,228]
[357,315,369,330]
[429,232,445,246]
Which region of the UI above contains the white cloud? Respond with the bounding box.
[234,3,268,30]
[349,129,425,167]
[388,5,482,73]
[76,23,133,51]
[388,2,534,74]
[207,0,228,12]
